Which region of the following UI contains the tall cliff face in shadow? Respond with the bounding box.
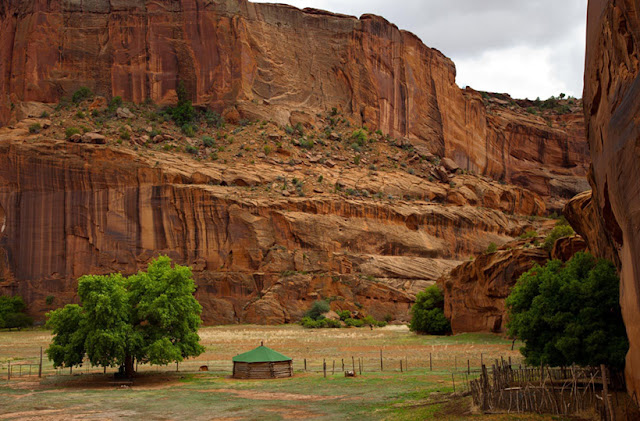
[576,0,640,397]
[0,0,588,201]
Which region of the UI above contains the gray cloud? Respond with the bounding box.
[252,0,588,98]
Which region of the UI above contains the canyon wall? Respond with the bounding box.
[0,0,588,202]
[0,138,539,324]
[581,0,640,396]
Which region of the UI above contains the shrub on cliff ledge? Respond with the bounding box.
[409,285,451,335]
[46,256,205,377]
[506,252,628,369]
[543,223,574,251]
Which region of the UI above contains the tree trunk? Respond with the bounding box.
[124,355,135,378]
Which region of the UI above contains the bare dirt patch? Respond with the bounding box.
[203,388,346,402]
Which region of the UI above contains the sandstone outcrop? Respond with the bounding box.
[0,0,589,205]
[442,247,549,334]
[580,0,640,396]
[0,131,546,324]
[441,235,587,334]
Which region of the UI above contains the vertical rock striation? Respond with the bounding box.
[0,0,589,197]
[581,0,640,396]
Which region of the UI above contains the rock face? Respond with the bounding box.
[0,137,543,324]
[0,0,588,204]
[581,0,640,396]
[441,236,586,334]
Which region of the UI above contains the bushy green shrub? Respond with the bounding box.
[337,310,351,321]
[45,295,55,305]
[519,230,538,239]
[409,285,451,335]
[486,242,498,254]
[72,87,93,104]
[204,110,225,128]
[351,129,367,146]
[304,300,330,320]
[166,81,195,127]
[0,296,33,329]
[362,315,387,327]
[185,145,198,155]
[543,224,575,251]
[108,96,123,112]
[65,127,81,139]
[344,318,364,328]
[181,124,196,137]
[28,123,42,134]
[300,317,341,329]
[202,136,215,148]
[299,138,314,149]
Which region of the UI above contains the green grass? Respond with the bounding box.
[0,325,545,420]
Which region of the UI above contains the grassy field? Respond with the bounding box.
[0,325,586,420]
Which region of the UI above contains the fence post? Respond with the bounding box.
[304,358,307,372]
[359,358,362,375]
[39,347,43,378]
[400,360,403,373]
[467,359,470,375]
[429,353,432,371]
[323,359,326,378]
[332,360,335,375]
[7,360,10,380]
[380,349,383,371]
[352,356,355,372]
[341,358,344,372]
[176,361,179,372]
[601,364,615,421]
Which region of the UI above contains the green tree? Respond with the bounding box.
[0,295,33,329]
[506,252,628,369]
[409,285,451,335]
[304,300,330,321]
[46,257,205,377]
[168,81,195,127]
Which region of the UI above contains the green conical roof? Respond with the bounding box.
[232,346,292,363]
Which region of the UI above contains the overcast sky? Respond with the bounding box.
[253,0,587,99]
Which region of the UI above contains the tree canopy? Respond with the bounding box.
[0,295,33,329]
[46,256,205,376]
[409,285,451,335]
[506,252,628,369]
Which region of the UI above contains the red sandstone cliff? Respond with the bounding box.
[0,0,589,205]
[573,0,640,396]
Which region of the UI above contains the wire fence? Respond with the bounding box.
[0,347,526,381]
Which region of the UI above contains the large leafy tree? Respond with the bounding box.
[409,285,451,335]
[46,257,204,377]
[506,252,628,369]
[0,295,33,329]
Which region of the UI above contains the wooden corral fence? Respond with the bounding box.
[470,360,639,420]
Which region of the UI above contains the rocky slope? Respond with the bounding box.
[0,101,553,324]
[0,0,589,208]
[576,0,640,396]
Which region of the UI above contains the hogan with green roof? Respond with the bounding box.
[232,342,293,379]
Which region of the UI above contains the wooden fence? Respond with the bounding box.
[470,360,639,420]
